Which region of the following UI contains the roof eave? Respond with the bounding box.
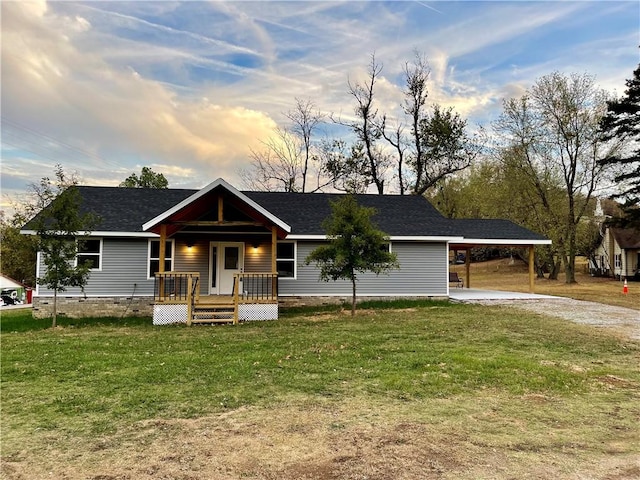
[286,234,466,242]
[451,238,552,245]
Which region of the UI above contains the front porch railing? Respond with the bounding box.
[233,272,278,324]
[154,272,201,303]
[154,271,277,325]
[233,272,278,302]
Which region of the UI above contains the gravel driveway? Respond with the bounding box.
[463,297,640,340]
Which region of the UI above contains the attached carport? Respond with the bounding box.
[449,219,552,294]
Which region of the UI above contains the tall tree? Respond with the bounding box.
[333,54,389,194]
[599,63,640,229]
[26,165,98,327]
[318,139,372,194]
[286,98,324,193]
[410,105,483,196]
[241,99,328,193]
[494,72,619,283]
[378,51,483,195]
[305,195,398,316]
[241,127,305,192]
[120,166,168,188]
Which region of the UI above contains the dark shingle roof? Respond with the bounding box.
[22,185,548,242]
[451,219,549,241]
[611,228,640,249]
[23,186,195,233]
[244,191,457,237]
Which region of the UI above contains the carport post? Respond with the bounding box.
[465,248,471,288]
[528,246,535,293]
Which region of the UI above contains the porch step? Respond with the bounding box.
[191,303,236,323]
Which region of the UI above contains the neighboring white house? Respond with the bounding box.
[22,178,551,322]
[590,199,640,280]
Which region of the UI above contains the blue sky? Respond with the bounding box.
[1,0,638,211]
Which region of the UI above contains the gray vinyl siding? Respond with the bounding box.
[278,241,448,297]
[244,244,273,272]
[37,238,155,297]
[37,238,449,298]
[173,239,210,292]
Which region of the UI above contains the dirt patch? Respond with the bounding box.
[3,400,639,480]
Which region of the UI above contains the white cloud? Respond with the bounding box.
[1,1,278,190]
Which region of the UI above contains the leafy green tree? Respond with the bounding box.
[27,166,98,327]
[599,63,640,229]
[305,195,398,316]
[120,166,168,188]
[320,139,373,194]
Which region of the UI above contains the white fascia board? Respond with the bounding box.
[91,231,159,238]
[141,178,291,233]
[457,238,552,245]
[20,230,157,238]
[286,234,464,242]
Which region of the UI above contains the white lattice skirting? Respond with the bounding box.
[238,303,278,321]
[153,303,278,325]
[153,304,187,325]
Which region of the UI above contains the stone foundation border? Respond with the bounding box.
[32,296,154,319]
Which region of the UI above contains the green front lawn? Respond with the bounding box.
[1,302,639,477]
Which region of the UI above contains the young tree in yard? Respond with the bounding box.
[305,195,398,316]
[120,166,168,188]
[599,63,640,229]
[494,72,619,283]
[28,166,98,327]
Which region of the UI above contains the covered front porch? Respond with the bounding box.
[153,271,278,325]
[143,179,291,325]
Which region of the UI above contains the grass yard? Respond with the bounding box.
[1,303,639,480]
[451,257,640,311]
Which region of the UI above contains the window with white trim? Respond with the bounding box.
[149,239,174,278]
[614,254,622,269]
[276,241,296,279]
[77,238,102,270]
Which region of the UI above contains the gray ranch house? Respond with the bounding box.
[22,178,550,324]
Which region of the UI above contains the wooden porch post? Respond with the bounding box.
[218,195,224,222]
[271,227,277,272]
[186,274,193,326]
[465,248,471,289]
[271,227,278,296]
[158,224,167,299]
[159,225,167,272]
[528,246,535,293]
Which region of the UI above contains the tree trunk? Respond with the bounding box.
[565,222,578,284]
[52,290,58,328]
[549,256,562,280]
[351,278,357,316]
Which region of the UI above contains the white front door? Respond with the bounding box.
[209,242,244,295]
